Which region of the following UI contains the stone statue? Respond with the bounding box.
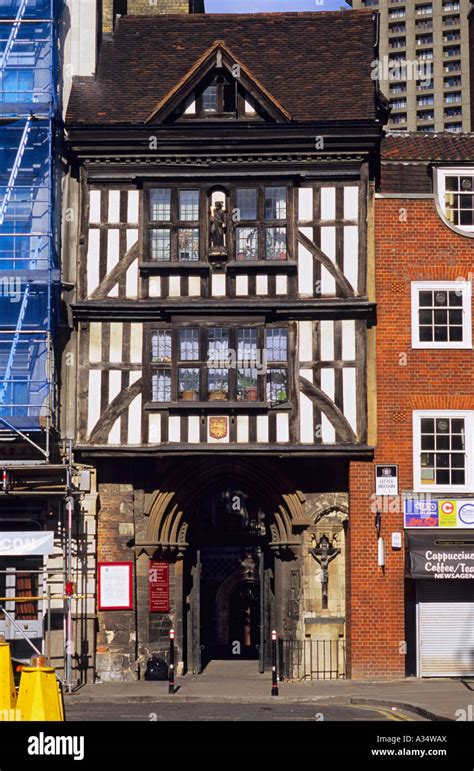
[309,534,340,610]
[210,200,226,251]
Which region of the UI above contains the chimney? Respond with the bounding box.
[102,1,205,34]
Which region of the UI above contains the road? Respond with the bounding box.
[65,701,422,722]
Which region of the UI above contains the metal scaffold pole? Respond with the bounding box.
[64,440,74,692]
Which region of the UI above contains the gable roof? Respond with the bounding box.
[66,11,379,126]
[145,40,291,123]
[382,132,474,163]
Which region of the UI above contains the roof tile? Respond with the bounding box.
[66,11,378,125]
[382,132,474,162]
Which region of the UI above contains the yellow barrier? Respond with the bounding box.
[0,639,19,720]
[17,656,64,722]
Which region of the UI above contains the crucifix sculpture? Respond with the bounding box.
[309,534,340,610]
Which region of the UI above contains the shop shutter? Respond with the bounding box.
[418,580,474,677]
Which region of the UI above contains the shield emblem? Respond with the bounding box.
[209,417,228,440]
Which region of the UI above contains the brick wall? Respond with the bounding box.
[348,197,474,679]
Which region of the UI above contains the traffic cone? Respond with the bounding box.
[17,655,64,721]
[0,638,18,720]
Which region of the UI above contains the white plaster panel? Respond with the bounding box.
[320,320,335,361]
[320,187,336,220]
[130,324,143,364]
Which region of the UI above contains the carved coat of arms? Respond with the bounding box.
[209,417,228,440]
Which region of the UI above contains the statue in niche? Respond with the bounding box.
[309,534,340,610]
[210,200,227,256]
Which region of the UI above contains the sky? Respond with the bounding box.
[205,0,350,12]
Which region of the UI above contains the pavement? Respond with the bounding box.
[64,660,474,721]
[65,700,423,722]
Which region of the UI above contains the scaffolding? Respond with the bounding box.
[0,0,61,454]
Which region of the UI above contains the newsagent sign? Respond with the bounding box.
[406,532,474,579]
[404,499,474,529]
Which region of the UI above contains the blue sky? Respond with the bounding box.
[205,0,350,12]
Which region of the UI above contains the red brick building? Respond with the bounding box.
[349,133,474,679]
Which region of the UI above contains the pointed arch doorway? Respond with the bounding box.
[186,491,272,673]
[144,458,307,675]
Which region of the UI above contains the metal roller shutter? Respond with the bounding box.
[418,581,474,677]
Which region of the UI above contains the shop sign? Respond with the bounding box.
[404,499,474,529]
[406,532,474,579]
[149,560,169,613]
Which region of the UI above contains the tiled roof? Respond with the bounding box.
[66,11,378,125]
[382,132,474,162]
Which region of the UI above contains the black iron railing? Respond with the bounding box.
[279,639,346,681]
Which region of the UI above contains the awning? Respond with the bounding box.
[0,531,54,556]
[406,531,474,580]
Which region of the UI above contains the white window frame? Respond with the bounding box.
[413,410,474,493]
[411,280,472,349]
[436,168,474,236]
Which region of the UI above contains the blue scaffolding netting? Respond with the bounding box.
[0,0,60,433]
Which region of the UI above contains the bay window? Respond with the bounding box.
[146,183,290,262]
[150,324,289,404]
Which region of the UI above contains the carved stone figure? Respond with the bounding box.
[210,200,226,251]
[309,534,341,610]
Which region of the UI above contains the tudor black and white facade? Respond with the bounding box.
[63,11,387,680]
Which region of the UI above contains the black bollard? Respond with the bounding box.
[271,629,279,696]
[169,628,175,695]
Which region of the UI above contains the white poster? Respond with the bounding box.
[98,563,132,610]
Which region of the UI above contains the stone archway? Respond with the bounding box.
[135,460,351,675]
[143,458,308,553]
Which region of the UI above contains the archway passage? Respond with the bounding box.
[143,458,309,675]
[188,488,270,672]
[201,546,261,664]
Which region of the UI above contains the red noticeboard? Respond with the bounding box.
[149,560,169,612]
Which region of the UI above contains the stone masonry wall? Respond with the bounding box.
[96,483,137,682]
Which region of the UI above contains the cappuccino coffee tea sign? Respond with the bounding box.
[406,532,474,580]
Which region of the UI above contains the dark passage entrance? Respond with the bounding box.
[200,546,261,664]
[186,489,273,673]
